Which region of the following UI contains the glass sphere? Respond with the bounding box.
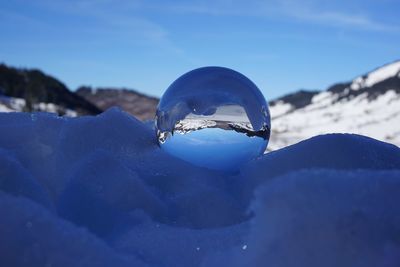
[156,67,270,171]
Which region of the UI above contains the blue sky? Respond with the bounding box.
[0,0,399,99]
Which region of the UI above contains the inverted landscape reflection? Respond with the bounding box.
[156,67,270,171]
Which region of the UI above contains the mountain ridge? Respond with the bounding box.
[76,86,159,121]
[269,59,400,149]
[0,63,101,115]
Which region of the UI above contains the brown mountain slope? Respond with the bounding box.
[76,87,159,121]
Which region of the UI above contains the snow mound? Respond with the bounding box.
[0,108,399,267]
[0,193,145,267]
[237,169,400,267]
[243,133,400,187]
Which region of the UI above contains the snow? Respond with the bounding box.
[269,61,400,151]
[10,98,26,111]
[269,100,292,117]
[0,103,13,112]
[311,91,334,106]
[364,61,400,87]
[0,193,144,267]
[270,90,400,150]
[0,96,78,117]
[350,77,363,90]
[0,108,400,266]
[174,119,217,133]
[0,96,17,112]
[350,60,400,90]
[237,169,400,267]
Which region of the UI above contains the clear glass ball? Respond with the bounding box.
[156,67,270,171]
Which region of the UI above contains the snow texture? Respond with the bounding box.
[0,108,400,267]
[0,95,77,117]
[351,60,400,89]
[269,60,400,150]
[270,89,400,150]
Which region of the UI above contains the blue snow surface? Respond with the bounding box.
[0,107,399,267]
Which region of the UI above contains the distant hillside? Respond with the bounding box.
[269,60,400,149]
[0,64,101,115]
[269,90,320,111]
[76,87,159,121]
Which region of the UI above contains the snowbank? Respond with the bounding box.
[0,108,399,266]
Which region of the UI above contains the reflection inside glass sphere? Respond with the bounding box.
[156,67,270,171]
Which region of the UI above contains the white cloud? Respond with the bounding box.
[7,0,183,53]
[157,0,398,33]
[279,0,398,32]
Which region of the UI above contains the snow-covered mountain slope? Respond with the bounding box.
[0,95,78,116]
[0,64,101,115]
[269,60,400,150]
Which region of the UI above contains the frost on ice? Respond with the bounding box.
[0,108,400,267]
